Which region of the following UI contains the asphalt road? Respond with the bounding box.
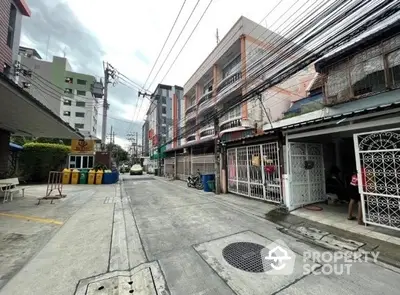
[123,175,400,295]
[2,175,400,295]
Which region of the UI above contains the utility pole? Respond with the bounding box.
[135,132,138,159]
[216,28,220,44]
[214,117,221,194]
[101,62,117,144]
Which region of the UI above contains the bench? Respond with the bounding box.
[0,178,28,203]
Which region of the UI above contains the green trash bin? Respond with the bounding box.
[79,169,89,184]
[207,180,215,192]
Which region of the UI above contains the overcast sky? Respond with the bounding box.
[21,0,313,149]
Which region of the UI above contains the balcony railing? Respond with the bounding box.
[198,92,215,115]
[185,104,196,115]
[186,133,196,143]
[185,106,196,122]
[216,71,242,103]
[199,126,214,139]
[220,118,242,132]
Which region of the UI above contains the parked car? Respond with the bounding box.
[130,164,143,175]
[120,164,130,173]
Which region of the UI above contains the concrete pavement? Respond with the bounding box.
[1,176,400,294]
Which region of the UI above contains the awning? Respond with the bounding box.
[0,73,83,139]
[165,137,216,153]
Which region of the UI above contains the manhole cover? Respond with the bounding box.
[222,242,275,273]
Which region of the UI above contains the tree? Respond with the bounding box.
[106,143,128,166]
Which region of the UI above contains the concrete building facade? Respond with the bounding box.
[17,47,101,138]
[0,0,30,79]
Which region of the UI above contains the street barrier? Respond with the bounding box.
[37,171,66,205]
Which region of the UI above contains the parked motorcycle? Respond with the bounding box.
[187,170,203,189]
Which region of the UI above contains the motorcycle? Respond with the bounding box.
[187,170,203,189]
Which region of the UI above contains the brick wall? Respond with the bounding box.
[0,0,13,71]
[0,129,10,177]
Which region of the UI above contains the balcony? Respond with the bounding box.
[197,91,214,116]
[215,71,242,103]
[199,125,214,139]
[220,118,242,133]
[185,105,196,122]
[186,133,196,143]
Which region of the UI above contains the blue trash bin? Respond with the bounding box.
[103,172,113,184]
[112,171,119,183]
[202,174,215,192]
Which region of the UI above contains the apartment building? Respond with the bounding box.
[146,84,183,161]
[0,0,30,78]
[17,46,103,138]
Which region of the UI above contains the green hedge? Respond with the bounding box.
[20,142,70,182]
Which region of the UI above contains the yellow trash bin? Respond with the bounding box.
[88,169,96,185]
[71,169,80,184]
[62,168,71,184]
[95,170,104,184]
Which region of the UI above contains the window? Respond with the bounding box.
[77,79,87,85]
[65,77,73,84]
[223,55,241,78]
[63,99,72,106]
[63,111,71,116]
[6,4,16,48]
[203,80,213,93]
[161,96,166,104]
[64,88,73,94]
[162,106,166,114]
[77,90,86,96]
[75,123,84,129]
[76,101,86,107]
[69,155,94,169]
[387,49,400,88]
[75,112,85,118]
[162,117,166,124]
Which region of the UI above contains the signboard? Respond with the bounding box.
[71,139,95,153]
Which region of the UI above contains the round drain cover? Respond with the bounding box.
[222,242,275,273]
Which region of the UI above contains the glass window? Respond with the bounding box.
[387,49,400,88]
[83,156,88,168]
[351,55,385,96]
[65,77,73,84]
[75,112,85,118]
[88,156,94,168]
[223,55,241,78]
[77,90,86,96]
[6,4,16,48]
[203,80,213,93]
[63,99,72,106]
[77,79,87,85]
[75,123,84,129]
[161,96,166,104]
[76,156,81,169]
[64,88,73,94]
[162,106,166,114]
[70,156,76,162]
[63,111,71,116]
[76,101,85,107]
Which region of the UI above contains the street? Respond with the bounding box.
[1,176,400,295]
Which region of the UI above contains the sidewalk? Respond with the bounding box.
[0,184,117,295]
[159,177,400,268]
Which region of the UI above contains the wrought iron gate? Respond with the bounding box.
[227,142,282,203]
[288,142,325,210]
[354,128,400,230]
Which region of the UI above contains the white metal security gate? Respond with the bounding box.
[354,128,400,230]
[288,142,325,210]
[227,142,282,203]
[176,155,191,180]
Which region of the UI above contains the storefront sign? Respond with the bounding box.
[71,139,95,153]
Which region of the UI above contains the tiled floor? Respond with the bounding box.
[291,203,400,245]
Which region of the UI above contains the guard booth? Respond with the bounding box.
[68,139,96,170]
